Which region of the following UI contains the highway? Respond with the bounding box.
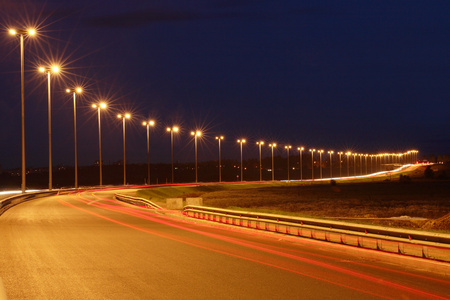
[1,190,449,299]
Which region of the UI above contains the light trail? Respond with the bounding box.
[57,191,450,300]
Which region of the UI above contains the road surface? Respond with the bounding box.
[0,190,449,299]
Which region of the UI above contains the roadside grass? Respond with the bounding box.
[135,165,450,231]
[136,182,289,202]
[201,181,450,219]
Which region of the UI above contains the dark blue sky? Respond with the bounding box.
[1,0,449,169]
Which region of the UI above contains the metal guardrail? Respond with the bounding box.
[183,205,450,262]
[0,190,60,215]
[114,193,163,210]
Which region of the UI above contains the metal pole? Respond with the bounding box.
[287,148,290,181]
[359,155,362,175]
[259,144,262,181]
[319,152,322,179]
[240,142,243,182]
[300,149,303,181]
[271,146,274,181]
[73,92,78,188]
[47,72,52,191]
[195,135,198,183]
[218,139,222,182]
[20,35,26,193]
[146,125,150,184]
[329,153,332,179]
[171,131,174,183]
[123,118,126,185]
[98,108,103,186]
[311,152,314,181]
[365,156,368,174]
[347,154,350,177]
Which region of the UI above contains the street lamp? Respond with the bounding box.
[346,152,351,177]
[39,65,60,191]
[257,141,264,181]
[309,149,316,180]
[191,130,201,183]
[298,147,304,181]
[118,113,131,186]
[167,126,179,183]
[337,152,343,178]
[237,139,246,182]
[285,145,292,181]
[353,153,357,176]
[370,155,374,173]
[359,154,363,175]
[142,120,155,185]
[365,154,368,174]
[66,87,82,188]
[215,136,224,182]
[9,27,36,193]
[318,150,324,179]
[92,102,106,186]
[269,143,276,181]
[328,150,334,179]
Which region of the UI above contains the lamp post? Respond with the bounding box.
[370,155,374,173]
[298,147,304,181]
[359,154,363,175]
[346,152,351,177]
[191,130,201,183]
[365,154,368,174]
[142,120,155,185]
[166,126,179,183]
[237,139,246,181]
[285,145,292,181]
[318,150,324,179]
[309,149,316,181]
[215,136,224,182]
[328,151,334,179]
[39,65,60,191]
[66,87,82,188]
[256,141,264,181]
[269,143,276,181]
[9,28,36,193]
[118,113,131,186]
[92,102,106,186]
[337,152,343,178]
[353,153,357,176]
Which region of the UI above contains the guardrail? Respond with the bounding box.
[183,205,450,262]
[114,194,163,210]
[0,190,60,215]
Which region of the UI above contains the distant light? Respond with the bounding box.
[39,67,45,73]
[9,29,16,35]
[125,113,131,119]
[100,103,106,108]
[76,87,82,93]
[28,29,36,35]
[52,66,59,73]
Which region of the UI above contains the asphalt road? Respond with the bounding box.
[1,190,449,299]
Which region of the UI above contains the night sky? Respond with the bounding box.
[1,0,449,170]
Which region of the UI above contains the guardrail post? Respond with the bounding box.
[422,246,428,259]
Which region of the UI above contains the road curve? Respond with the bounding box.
[0,190,449,299]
